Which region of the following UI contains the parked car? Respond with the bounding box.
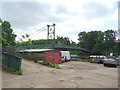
[97,58,105,64]
[103,57,119,68]
[97,56,106,64]
[60,51,70,62]
[90,55,105,63]
[115,56,120,65]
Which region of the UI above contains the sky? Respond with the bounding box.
[1,0,119,43]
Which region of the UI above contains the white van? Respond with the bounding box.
[60,51,70,62]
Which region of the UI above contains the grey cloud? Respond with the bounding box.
[82,2,113,20]
[2,2,64,30]
[2,2,51,29]
[47,16,64,23]
[55,5,77,16]
[55,5,69,14]
[68,30,79,36]
[65,24,78,28]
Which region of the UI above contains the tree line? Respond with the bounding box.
[78,30,119,56]
[1,20,120,56]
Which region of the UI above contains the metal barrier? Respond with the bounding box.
[2,53,22,71]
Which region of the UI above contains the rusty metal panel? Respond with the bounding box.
[44,51,62,64]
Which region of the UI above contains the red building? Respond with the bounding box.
[44,51,62,64]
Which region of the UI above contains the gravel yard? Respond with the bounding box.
[2,59,118,88]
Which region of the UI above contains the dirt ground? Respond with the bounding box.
[2,59,118,88]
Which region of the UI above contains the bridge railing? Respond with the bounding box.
[15,44,88,52]
[16,44,51,50]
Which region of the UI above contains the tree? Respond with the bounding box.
[1,20,17,46]
[104,30,117,55]
[56,36,70,45]
[19,34,32,45]
[71,40,76,46]
[78,31,105,55]
[78,31,99,51]
[92,31,104,54]
[78,30,118,56]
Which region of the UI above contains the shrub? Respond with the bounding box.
[55,64,61,69]
[38,62,61,69]
[50,64,55,67]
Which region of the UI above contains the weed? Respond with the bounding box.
[38,62,61,69]
[55,64,61,69]
[2,67,23,75]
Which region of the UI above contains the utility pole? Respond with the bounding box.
[47,23,56,47]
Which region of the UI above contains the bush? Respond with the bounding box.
[55,64,61,69]
[38,62,61,69]
[47,62,50,66]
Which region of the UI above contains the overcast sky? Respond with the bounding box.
[1,0,119,42]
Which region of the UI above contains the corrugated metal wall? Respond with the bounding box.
[2,53,22,71]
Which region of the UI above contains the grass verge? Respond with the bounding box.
[71,59,90,62]
[38,62,61,69]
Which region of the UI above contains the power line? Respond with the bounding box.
[17,26,47,40]
[29,28,46,39]
[56,25,65,37]
[29,26,46,35]
[56,25,74,41]
[30,28,46,37]
[18,26,46,37]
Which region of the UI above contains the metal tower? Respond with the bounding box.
[47,23,55,44]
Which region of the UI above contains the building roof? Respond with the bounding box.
[19,49,54,53]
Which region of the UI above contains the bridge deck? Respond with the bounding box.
[16,44,89,52]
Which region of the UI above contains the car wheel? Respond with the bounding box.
[114,65,117,68]
[104,63,107,67]
[65,59,67,62]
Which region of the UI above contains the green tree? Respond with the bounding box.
[32,39,47,44]
[104,30,117,55]
[78,31,99,51]
[56,36,70,45]
[71,40,76,46]
[78,30,118,56]
[92,31,104,54]
[2,20,17,46]
[19,34,32,45]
